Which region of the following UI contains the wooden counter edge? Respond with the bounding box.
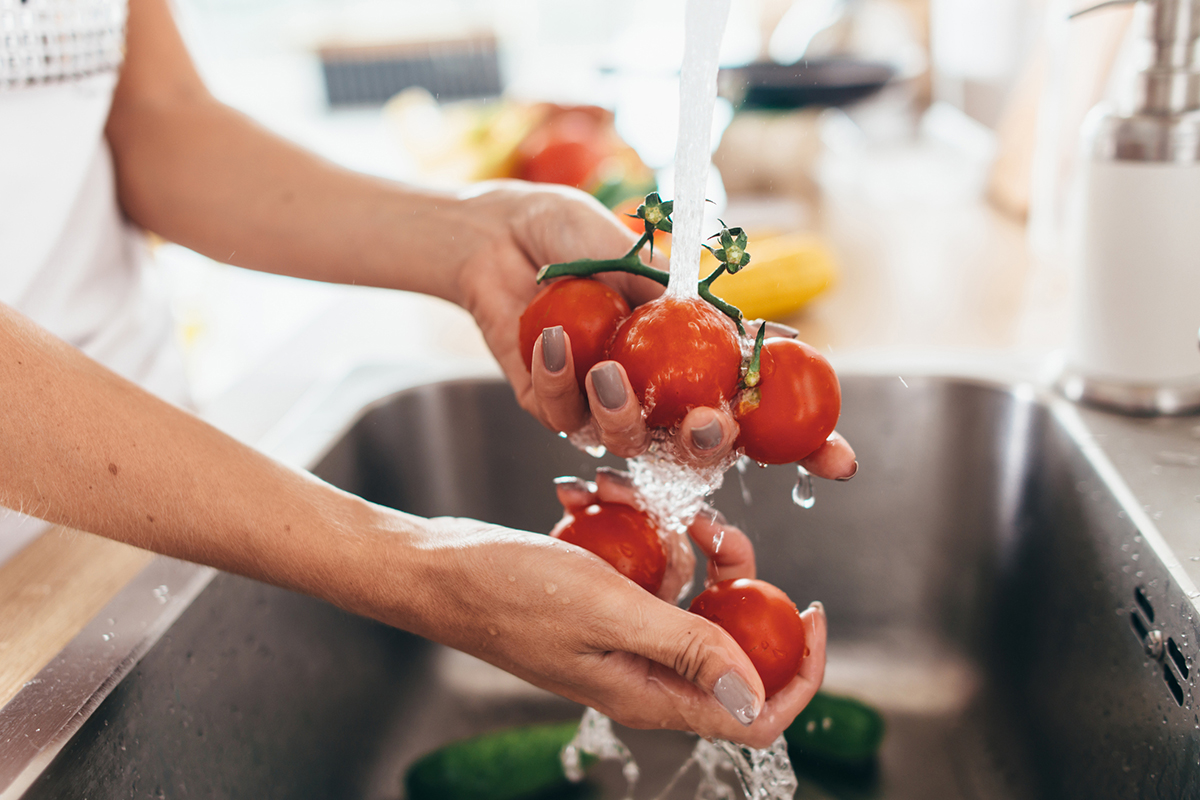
[0,529,154,709]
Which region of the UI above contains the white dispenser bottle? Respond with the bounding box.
[1061,0,1200,414]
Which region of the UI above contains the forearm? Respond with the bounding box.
[0,303,418,614]
[103,0,501,304]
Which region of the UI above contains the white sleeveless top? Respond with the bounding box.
[1,0,189,561]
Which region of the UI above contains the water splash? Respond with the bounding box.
[735,456,754,506]
[628,436,736,533]
[666,0,732,299]
[713,735,798,799]
[653,738,740,800]
[562,708,640,799]
[791,465,815,509]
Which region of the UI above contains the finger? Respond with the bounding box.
[688,507,756,585]
[531,327,589,434]
[592,467,641,507]
[656,527,697,604]
[799,431,857,481]
[553,475,597,511]
[674,406,738,467]
[586,361,651,459]
[611,594,766,735]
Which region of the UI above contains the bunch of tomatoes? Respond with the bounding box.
[519,195,841,465]
[525,195,838,701]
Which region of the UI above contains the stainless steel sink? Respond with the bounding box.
[11,367,1200,799]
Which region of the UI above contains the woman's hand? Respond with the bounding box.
[389,509,826,749]
[451,181,856,478]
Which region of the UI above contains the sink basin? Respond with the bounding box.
[14,369,1200,799]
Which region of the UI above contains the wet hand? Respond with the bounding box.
[455,182,746,468]
[406,514,827,749]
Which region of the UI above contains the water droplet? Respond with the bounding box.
[821,716,833,730]
[507,574,516,582]
[735,456,753,506]
[585,444,607,459]
[487,626,498,636]
[1190,556,1200,562]
[898,376,909,388]
[792,465,814,509]
[152,585,170,604]
[711,527,725,554]
[101,633,113,642]
[544,583,558,595]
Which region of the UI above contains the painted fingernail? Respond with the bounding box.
[691,418,722,451]
[835,461,859,482]
[542,327,566,373]
[596,467,634,487]
[713,670,759,726]
[592,363,626,410]
[553,475,592,492]
[763,321,800,339]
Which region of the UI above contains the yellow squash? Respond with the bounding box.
[701,232,837,321]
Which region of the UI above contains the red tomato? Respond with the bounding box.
[689,578,807,699]
[735,338,840,465]
[607,296,741,428]
[516,110,609,189]
[551,501,667,594]
[519,278,631,392]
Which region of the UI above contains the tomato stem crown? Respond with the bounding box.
[537,194,752,336]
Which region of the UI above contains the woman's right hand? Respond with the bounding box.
[378,509,826,749]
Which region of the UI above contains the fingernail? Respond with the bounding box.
[691,418,722,451]
[554,475,591,492]
[835,461,859,482]
[592,363,626,410]
[596,466,634,487]
[807,600,825,614]
[763,321,800,339]
[542,327,566,373]
[713,671,759,726]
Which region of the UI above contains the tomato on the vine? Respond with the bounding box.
[735,338,840,465]
[607,296,742,428]
[550,501,667,594]
[689,578,807,699]
[519,278,631,392]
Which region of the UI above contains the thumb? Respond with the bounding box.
[619,596,765,727]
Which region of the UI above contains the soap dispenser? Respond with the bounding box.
[1059,0,1200,414]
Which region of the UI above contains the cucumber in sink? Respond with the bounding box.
[405,720,595,800]
[784,691,886,769]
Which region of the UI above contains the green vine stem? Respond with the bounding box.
[534,194,749,336]
[743,323,767,388]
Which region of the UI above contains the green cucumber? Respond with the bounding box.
[784,691,885,769]
[405,720,595,800]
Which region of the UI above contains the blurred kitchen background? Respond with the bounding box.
[161,0,1136,411]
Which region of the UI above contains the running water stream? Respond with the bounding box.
[562,1,800,797]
